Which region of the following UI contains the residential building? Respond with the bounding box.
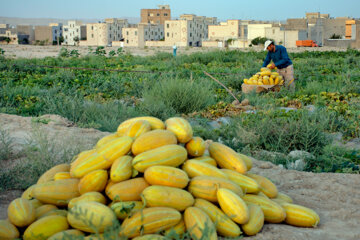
[247,23,273,41]
[207,20,247,40]
[265,26,307,48]
[80,18,128,46]
[159,14,217,47]
[141,5,171,25]
[63,21,86,45]
[310,17,350,46]
[34,26,53,44]
[0,29,18,44]
[49,23,63,43]
[122,23,164,47]
[16,25,35,44]
[324,20,360,48]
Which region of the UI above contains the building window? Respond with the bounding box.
[76,29,79,32]
[91,26,93,30]
[190,33,192,37]
[157,13,160,16]
[145,31,148,35]
[273,29,275,34]
[148,13,150,16]
[127,40,129,43]
[135,31,137,36]
[164,13,168,16]
[91,34,94,38]
[167,24,169,28]
[126,31,129,35]
[110,34,111,38]
[155,32,157,36]
[167,32,169,37]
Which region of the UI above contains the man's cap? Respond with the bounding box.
[264,40,273,51]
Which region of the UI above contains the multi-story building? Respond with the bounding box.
[80,18,128,46]
[207,20,248,41]
[17,25,35,44]
[0,29,18,44]
[310,17,350,46]
[265,26,307,48]
[141,5,171,25]
[63,21,86,45]
[34,26,53,44]
[162,14,217,47]
[49,23,63,43]
[122,23,164,47]
[247,23,273,41]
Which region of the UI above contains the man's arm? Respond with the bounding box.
[273,47,290,67]
[262,52,271,67]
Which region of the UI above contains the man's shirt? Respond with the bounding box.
[262,45,292,69]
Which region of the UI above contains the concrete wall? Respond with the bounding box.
[208,20,242,40]
[34,26,52,44]
[16,25,34,43]
[247,24,273,41]
[324,39,353,48]
[265,27,307,48]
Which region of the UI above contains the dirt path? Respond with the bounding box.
[1,113,360,239]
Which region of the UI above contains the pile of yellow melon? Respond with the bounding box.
[1,116,320,240]
[243,67,284,86]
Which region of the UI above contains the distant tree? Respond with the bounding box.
[5,37,11,44]
[73,36,80,46]
[330,33,342,39]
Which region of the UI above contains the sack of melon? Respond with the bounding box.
[3,116,320,240]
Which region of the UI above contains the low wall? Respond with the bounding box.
[324,39,354,48]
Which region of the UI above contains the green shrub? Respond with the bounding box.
[139,78,215,119]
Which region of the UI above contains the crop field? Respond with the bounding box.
[1,47,360,175]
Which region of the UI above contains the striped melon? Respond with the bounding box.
[95,133,119,149]
[7,198,36,227]
[67,201,117,233]
[185,137,206,157]
[120,207,181,238]
[37,164,70,184]
[132,144,187,172]
[68,192,107,209]
[132,234,167,240]
[217,188,249,224]
[125,120,151,138]
[48,229,85,240]
[188,176,243,202]
[182,160,228,179]
[32,179,80,206]
[194,198,241,237]
[221,169,260,194]
[23,215,69,240]
[246,173,278,198]
[110,155,133,182]
[132,129,177,155]
[117,116,165,135]
[241,204,264,236]
[35,204,58,219]
[209,142,247,174]
[165,117,193,143]
[0,219,20,239]
[106,177,149,201]
[142,185,194,211]
[96,136,133,162]
[163,217,186,238]
[242,194,286,223]
[278,202,320,227]
[184,207,217,240]
[78,169,108,194]
[144,166,189,188]
[191,156,217,167]
[22,184,36,200]
[53,172,72,181]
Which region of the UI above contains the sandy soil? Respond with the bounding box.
[1,113,360,239]
[0,44,355,59]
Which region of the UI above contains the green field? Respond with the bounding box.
[1,48,359,175]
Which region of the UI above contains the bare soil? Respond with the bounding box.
[1,113,360,239]
[0,44,355,59]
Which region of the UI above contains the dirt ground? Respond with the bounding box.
[1,113,360,239]
[0,44,354,59]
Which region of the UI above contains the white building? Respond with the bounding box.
[63,21,86,45]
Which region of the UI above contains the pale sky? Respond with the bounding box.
[0,0,359,21]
